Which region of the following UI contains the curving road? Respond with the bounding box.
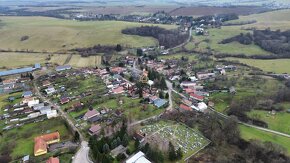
[72,141,93,163]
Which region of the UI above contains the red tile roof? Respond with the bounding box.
[184,88,195,94]
[189,93,204,101]
[34,132,60,143]
[89,124,102,134]
[179,104,192,111]
[112,87,124,94]
[46,157,59,163]
[34,138,47,155]
[34,132,60,155]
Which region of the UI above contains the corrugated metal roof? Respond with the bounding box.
[0,67,34,77]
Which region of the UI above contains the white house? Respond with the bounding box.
[28,99,40,108]
[191,102,208,112]
[180,81,196,88]
[126,151,151,163]
[47,110,58,119]
[45,87,57,95]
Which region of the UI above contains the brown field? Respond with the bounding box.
[68,55,102,68]
[80,5,176,15]
[229,9,290,30]
[168,6,267,16]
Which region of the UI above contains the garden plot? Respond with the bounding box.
[140,121,210,160]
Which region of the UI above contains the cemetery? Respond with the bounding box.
[139,121,210,160]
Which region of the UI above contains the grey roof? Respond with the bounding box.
[56,65,72,71]
[34,63,41,69]
[154,99,168,108]
[0,67,33,77]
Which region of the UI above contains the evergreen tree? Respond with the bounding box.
[134,140,140,149]
[116,137,121,146]
[73,131,80,142]
[129,76,134,82]
[176,148,183,160]
[168,142,177,161]
[116,44,122,52]
[29,73,34,80]
[137,48,143,56]
[165,93,169,99]
[160,77,167,90]
[122,134,129,146]
[110,139,118,149]
[159,91,164,99]
[103,143,110,154]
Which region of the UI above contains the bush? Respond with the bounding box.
[116,153,126,161]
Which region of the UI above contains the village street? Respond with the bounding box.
[32,76,93,163]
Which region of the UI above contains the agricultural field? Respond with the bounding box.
[0,16,176,52]
[0,52,104,70]
[226,58,290,74]
[68,55,102,68]
[169,6,266,16]
[230,9,290,30]
[192,26,270,56]
[48,54,71,66]
[0,52,48,69]
[0,118,73,159]
[247,110,290,135]
[140,121,210,161]
[239,125,290,155]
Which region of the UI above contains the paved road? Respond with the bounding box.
[72,141,93,163]
[33,78,92,163]
[165,80,173,111]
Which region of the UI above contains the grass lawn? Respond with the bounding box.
[193,26,270,56]
[247,110,290,135]
[59,153,74,163]
[69,96,165,120]
[239,125,290,155]
[0,16,176,52]
[226,58,290,74]
[209,92,231,113]
[0,92,22,115]
[96,97,165,120]
[0,118,73,159]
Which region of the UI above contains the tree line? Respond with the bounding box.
[220,29,290,57]
[122,26,188,48]
[71,44,122,57]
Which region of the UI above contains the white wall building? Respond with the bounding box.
[126,151,151,163]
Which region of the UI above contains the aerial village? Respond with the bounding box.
[0,45,244,163]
